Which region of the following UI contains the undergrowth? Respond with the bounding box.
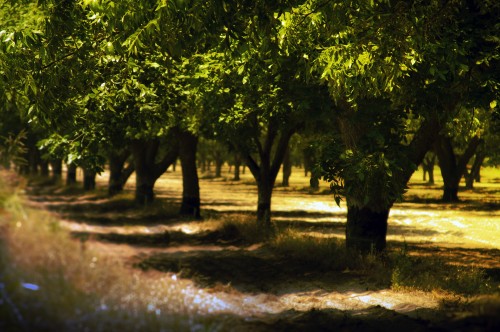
[265,228,495,295]
[389,246,495,295]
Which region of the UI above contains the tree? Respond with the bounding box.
[435,106,492,201]
[281,143,292,187]
[435,134,483,201]
[199,46,331,227]
[289,0,500,252]
[421,152,437,185]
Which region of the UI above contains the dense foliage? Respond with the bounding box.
[1,0,499,251]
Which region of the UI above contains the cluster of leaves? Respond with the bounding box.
[0,0,499,213]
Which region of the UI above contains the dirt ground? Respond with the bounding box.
[25,166,500,331]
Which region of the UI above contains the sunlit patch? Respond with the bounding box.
[450,220,468,229]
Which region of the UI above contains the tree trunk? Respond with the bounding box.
[135,173,155,204]
[40,160,49,177]
[83,168,96,191]
[179,131,201,218]
[428,166,435,185]
[422,153,436,185]
[242,125,295,227]
[27,146,40,175]
[442,186,459,202]
[465,152,485,189]
[281,145,292,187]
[66,164,77,185]
[132,141,157,205]
[108,150,134,196]
[131,136,179,205]
[256,180,273,227]
[310,175,319,190]
[233,154,241,181]
[346,206,389,253]
[51,159,62,180]
[435,135,482,202]
[215,158,223,178]
[475,167,481,182]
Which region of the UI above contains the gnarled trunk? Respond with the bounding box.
[108,150,134,196]
[465,151,485,189]
[131,135,179,205]
[179,131,201,218]
[242,125,295,227]
[435,135,482,202]
[346,206,389,253]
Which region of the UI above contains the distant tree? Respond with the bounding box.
[421,152,437,185]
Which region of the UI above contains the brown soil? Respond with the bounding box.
[24,168,500,331]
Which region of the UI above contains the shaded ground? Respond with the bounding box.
[24,167,500,331]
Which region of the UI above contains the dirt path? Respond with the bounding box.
[25,169,500,331]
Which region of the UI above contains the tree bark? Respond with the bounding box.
[66,164,77,185]
[83,168,96,191]
[214,157,223,178]
[435,135,482,202]
[281,144,292,187]
[233,154,241,181]
[108,150,134,196]
[346,206,389,253]
[310,176,319,190]
[132,137,178,205]
[465,151,485,189]
[179,131,201,218]
[256,179,273,226]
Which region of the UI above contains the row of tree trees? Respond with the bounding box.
[1,0,499,253]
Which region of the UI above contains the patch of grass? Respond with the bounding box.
[267,229,495,295]
[217,214,270,243]
[270,229,347,270]
[269,229,386,276]
[390,247,494,295]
